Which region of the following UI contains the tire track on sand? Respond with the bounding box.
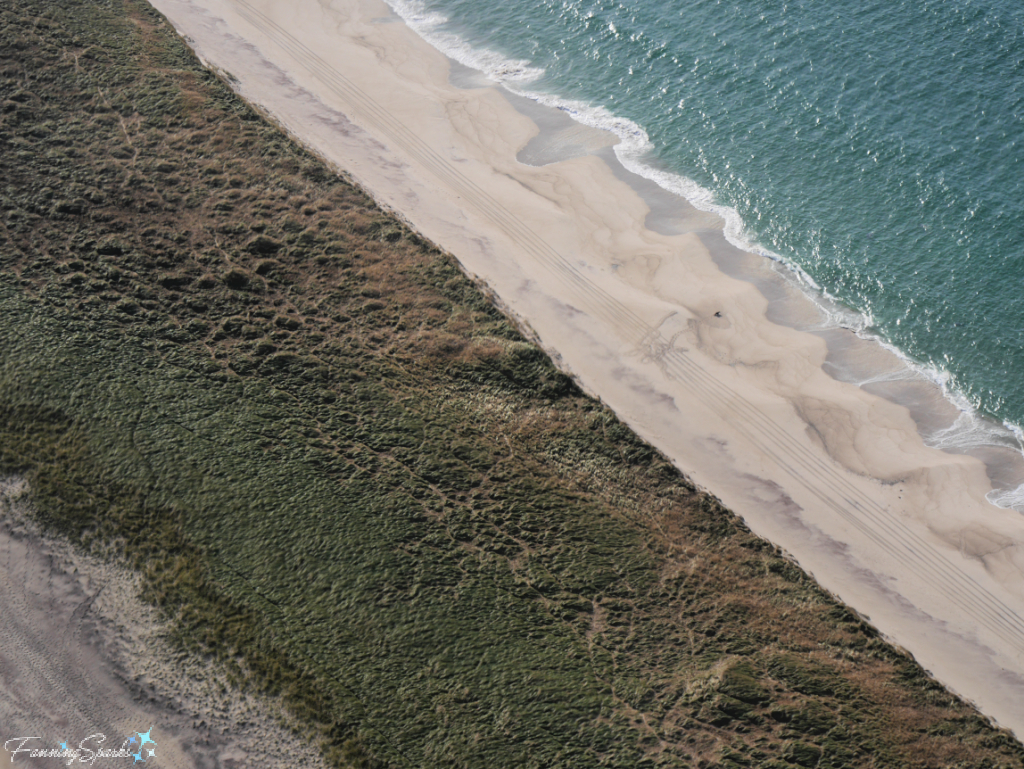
[231,0,1024,655]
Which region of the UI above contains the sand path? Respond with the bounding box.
[146,0,1024,735]
[0,478,327,768]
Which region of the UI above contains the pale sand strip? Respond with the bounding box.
[147,0,1024,734]
[0,478,327,768]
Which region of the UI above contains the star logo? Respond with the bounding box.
[131,727,156,762]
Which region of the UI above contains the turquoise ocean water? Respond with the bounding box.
[386,0,1024,506]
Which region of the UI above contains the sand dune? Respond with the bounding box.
[147,0,1024,734]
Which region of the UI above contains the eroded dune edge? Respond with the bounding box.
[1,0,1023,767]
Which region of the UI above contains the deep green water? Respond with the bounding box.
[390,0,1024,505]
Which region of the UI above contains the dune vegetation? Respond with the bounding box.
[1,1,1023,767]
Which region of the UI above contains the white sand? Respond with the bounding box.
[147,0,1024,735]
[0,477,327,768]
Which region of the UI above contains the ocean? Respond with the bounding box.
[386,0,1024,508]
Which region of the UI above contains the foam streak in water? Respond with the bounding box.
[385,0,544,83]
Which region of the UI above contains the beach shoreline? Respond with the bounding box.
[147,0,1024,734]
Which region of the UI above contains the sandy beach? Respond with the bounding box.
[146,0,1024,735]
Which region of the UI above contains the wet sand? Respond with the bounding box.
[145,0,1024,735]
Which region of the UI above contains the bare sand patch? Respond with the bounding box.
[0,477,327,769]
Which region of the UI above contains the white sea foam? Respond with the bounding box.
[854,366,926,388]
[383,0,1024,512]
[987,484,1024,511]
[931,411,1010,452]
[385,0,544,83]
[988,422,1024,512]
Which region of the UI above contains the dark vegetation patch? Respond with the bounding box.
[1,1,1023,768]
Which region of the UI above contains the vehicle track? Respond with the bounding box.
[231,0,1024,658]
